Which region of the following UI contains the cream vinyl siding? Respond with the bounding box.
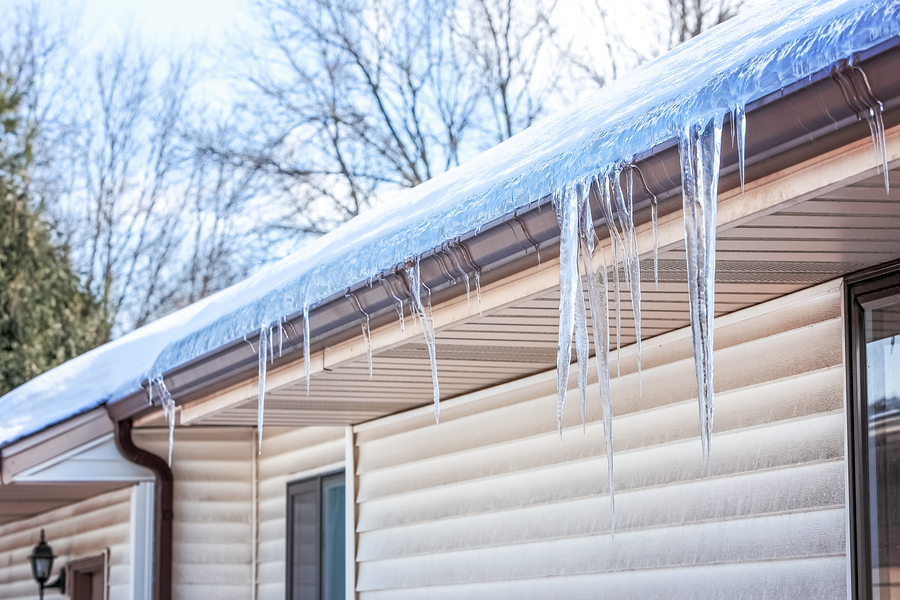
[353,279,848,599]
[256,426,345,600]
[134,427,254,600]
[0,486,132,600]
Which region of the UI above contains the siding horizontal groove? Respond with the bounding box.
[355,406,845,512]
[355,509,847,590]
[357,506,848,566]
[356,447,847,529]
[355,365,844,488]
[356,414,845,532]
[355,397,844,505]
[355,460,846,560]
[357,556,846,600]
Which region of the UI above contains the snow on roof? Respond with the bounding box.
[2,0,898,446]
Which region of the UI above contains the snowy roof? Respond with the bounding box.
[2,0,898,446]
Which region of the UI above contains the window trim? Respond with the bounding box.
[66,550,109,600]
[285,468,345,600]
[845,259,900,600]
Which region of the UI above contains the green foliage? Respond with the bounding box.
[0,74,110,396]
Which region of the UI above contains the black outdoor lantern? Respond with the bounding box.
[28,529,66,599]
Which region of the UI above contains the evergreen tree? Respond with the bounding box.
[0,71,110,396]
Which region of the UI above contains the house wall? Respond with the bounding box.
[134,427,255,600]
[255,426,346,600]
[351,279,848,599]
[0,486,132,599]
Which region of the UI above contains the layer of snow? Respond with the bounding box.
[2,0,899,446]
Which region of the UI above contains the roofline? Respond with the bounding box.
[105,36,900,425]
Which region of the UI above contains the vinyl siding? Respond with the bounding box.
[134,427,254,600]
[255,426,346,600]
[352,279,848,599]
[0,486,132,600]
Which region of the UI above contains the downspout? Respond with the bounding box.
[111,416,173,600]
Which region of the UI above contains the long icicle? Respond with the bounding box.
[595,176,624,378]
[611,165,643,392]
[579,182,617,534]
[554,187,580,440]
[632,166,660,289]
[679,113,723,470]
[303,305,311,395]
[407,259,440,421]
[581,238,616,537]
[257,324,269,453]
[154,375,176,467]
[735,104,747,192]
[574,185,591,432]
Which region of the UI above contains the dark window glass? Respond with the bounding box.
[848,267,900,599]
[864,296,900,599]
[286,471,345,600]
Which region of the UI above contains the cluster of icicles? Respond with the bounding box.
[249,258,456,452]
[550,113,725,535]
[149,95,890,541]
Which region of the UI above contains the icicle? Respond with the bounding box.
[474,270,483,315]
[279,318,284,358]
[303,305,311,395]
[579,181,595,256]
[580,239,616,537]
[631,166,660,289]
[257,324,269,453]
[554,187,580,440]
[864,102,890,193]
[347,292,373,380]
[735,104,747,192]
[611,167,643,392]
[595,176,624,378]
[406,259,440,421]
[651,196,659,289]
[730,107,736,147]
[382,279,406,333]
[679,113,724,470]
[463,272,471,306]
[153,375,176,467]
[396,298,406,333]
[361,320,373,380]
[574,182,593,432]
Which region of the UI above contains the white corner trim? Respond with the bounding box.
[130,481,154,600]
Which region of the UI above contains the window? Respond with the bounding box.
[848,264,900,600]
[286,470,345,600]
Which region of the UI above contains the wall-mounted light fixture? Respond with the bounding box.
[28,529,66,599]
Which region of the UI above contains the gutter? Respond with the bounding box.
[111,416,173,600]
[107,36,900,423]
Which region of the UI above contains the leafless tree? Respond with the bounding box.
[665,0,744,47]
[563,0,744,92]
[209,0,560,241]
[450,0,560,143]
[0,3,79,196]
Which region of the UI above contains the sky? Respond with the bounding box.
[30,0,251,50]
